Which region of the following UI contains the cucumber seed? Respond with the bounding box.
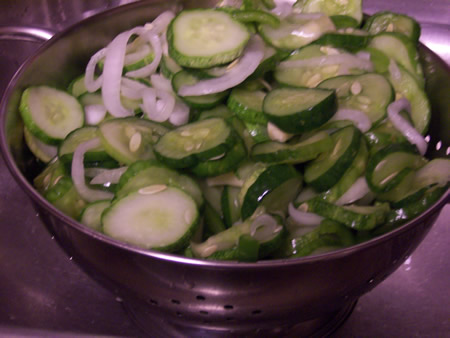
[357,95,372,105]
[138,184,167,195]
[350,81,362,95]
[129,132,142,152]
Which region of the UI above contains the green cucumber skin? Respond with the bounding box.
[190,135,247,177]
[330,15,359,29]
[365,143,423,194]
[263,88,337,134]
[363,11,421,43]
[304,198,388,231]
[44,176,86,219]
[167,9,250,69]
[250,132,333,164]
[305,126,362,192]
[227,89,268,125]
[314,33,369,53]
[241,164,301,220]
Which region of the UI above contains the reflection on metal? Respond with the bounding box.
[0,26,54,41]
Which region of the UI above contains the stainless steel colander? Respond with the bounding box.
[1,0,448,336]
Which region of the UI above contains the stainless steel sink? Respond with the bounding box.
[0,0,448,336]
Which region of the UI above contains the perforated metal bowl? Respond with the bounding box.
[1,1,449,336]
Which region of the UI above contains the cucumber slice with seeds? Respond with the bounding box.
[318,73,394,124]
[160,54,183,79]
[68,75,88,98]
[263,87,337,133]
[304,125,361,192]
[297,0,363,24]
[115,159,203,206]
[102,186,199,252]
[23,126,57,163]
[363,11,421,43]
[99,117,168,165]
[167,9,250,68]
[79,200,111,231]
[154,117,235,168]
[20,86,84,145]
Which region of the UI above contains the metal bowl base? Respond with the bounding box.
[123,300,357,337]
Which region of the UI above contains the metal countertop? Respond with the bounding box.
[0,0,449,336]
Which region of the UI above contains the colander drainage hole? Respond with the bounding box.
[171,299,181,304]
[176,311,183,317]
[251,310,262,315]
[199,310,209,315]
[196,295,206,301]
[224,305,233,310]
[150,299,158,306]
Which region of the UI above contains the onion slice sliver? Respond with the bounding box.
[250,214,283,241]
[387,98,427,155]
[102,26,144,117]
[151,74,173,93]
[85,48,106,92]
[72,138,114,203]
[169,100,190,126]
[331,108,372,132]
[85,104,107,125]
[335,177,370,206]
[125,31,162,78]
[288,203,324,226]
[178,35,265,96]
[90,166,128,185]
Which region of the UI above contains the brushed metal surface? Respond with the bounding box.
[0,0,449,336]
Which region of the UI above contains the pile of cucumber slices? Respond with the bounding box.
[21,0,449,261]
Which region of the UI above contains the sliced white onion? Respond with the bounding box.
[288,203,324,226]
[90,166,128,185]
[154,90,176,122]
[414,159,450,187]
[85,48,106,92]
[125,31,162,78]
[124,43,152,65]
[178,35,265,96]
[85,104,107,125]
[206,172,244,187]
[169,100,190,126]
[140,87,157,119]
[387,98,427,155]
[150,74,173,93]
[330,108,372,132]
[149,10,176,35]
[271,0,293,18]
[388,59,402,81]
[71,138,114,202]
[102,27,144,117]
[250,214,282,241]
[295,187,318,204]
[279,53,374,73]
[335,177,370,206]
[120,77,148,99]
[355,51,371,61]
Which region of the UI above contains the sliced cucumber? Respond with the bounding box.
[68,75,88,98]
[221,185,242,227]
[240,164,302,220]
[154,117,235,168]
[227,88,267,124]
[167,9,250,68]
[386,62,430,134]
[197,105,234,121]
[251,130,333,164]
[313,30,369,52]
[115,159,203,206]
[44,176,86,219]
[321,139,368,202]
[302,198,389,231]
[304,125,361,192]
[79,200,111,231]
[33,157,68,195]
[297,0,363,24]
[330,15,359,29]
[58,126,115,165]
[160,54,183,79]
[190,136,247,177]
[172,70,228,109]
[203,201,227,237]
[23,126,57,163]
[228,9,280,27]
[258,13,335,51]
[99,117,168,165]
[102,186,199,251]
[263,87,337,133]
[244,121,270,144]
[20,86,84,145]
[365,143,427,193]
[363,11,421,43]
[318,73,394,124]
[368,32,424,86]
